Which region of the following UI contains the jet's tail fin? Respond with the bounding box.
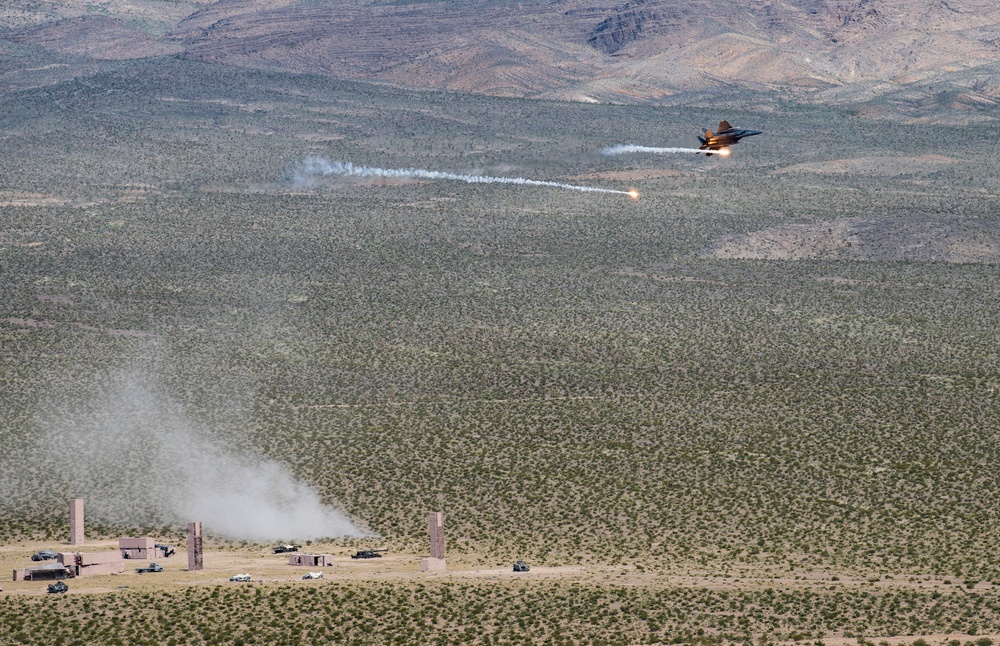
[718,120,732,131]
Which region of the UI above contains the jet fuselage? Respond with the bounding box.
[698,120,762,155]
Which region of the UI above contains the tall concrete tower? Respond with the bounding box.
[187,522,203,571]
[428,511,445,559]
[69,498,85,545]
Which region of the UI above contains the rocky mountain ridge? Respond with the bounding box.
[2,0,1000,119]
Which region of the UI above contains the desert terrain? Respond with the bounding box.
[1,2,1000,643]
[5,539,1000,644]
[4,0,1000,122]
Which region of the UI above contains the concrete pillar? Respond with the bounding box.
[428,511,445,559]
[187,522,203,571]
[420,557,446,571]
[69,498,84,545]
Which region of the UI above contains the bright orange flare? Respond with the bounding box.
[628,189,640,200]
[717,148,731,157]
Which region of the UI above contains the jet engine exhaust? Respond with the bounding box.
[600,145,710,156]
[298,157,637,197]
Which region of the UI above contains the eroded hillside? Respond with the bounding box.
[2,0,1000,119]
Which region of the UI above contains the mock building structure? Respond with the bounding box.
[69,498,84,545]
[187,522,203,571]
[13,563,73,581]
[288,554,333,567]
[419,557,446,572]
[428,511,445,559]
[56,551,124,577]
[421,510,446,572]
[119,537,157,560]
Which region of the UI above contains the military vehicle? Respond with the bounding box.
[31,549,58,561]
[135,562,164,574]
[302,571,324,580]
[47,581,69,593]
[350,549,387,559]
[272,544,302,554]
[230,574,252,582]
[513,560,530,572]
[156,543,176,558]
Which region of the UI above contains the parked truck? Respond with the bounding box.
[135,563,163,574]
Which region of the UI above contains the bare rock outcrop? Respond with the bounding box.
[586,0,666,55]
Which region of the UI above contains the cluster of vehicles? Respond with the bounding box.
[32,540,536,594]
[224,545,393,583]
[28,542,175,593]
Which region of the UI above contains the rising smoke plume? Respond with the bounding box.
[296,156,637,197]
[40,373,366,542]
[600,144,708,156]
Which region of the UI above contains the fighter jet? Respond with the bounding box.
[698,120,762,156]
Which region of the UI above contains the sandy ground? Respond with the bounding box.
[772,154,961,176]
[3,539,996,596]
[4,540,1000,642]
[0,539,592,596]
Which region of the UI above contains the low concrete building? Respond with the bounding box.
[57,551,124,577]
[288,554,333,567]
[12,563,73,582]
[119,537,157,560]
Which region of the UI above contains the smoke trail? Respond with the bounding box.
[298,156,635,196]
[39,373,368,541]
[600,144,708,156]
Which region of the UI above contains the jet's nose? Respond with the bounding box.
[744,130,763,137]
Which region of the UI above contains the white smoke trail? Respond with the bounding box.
[299,156,635,197]
[600,144,708,156]
[40,374,368,542]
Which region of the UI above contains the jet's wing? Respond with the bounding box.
[718,120,732,131]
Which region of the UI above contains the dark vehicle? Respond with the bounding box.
[156,544,175,558]
[272,544,301,554]
[513,560,530,572]
[31,550,58,562]
[351,549,387,559]
[698,120,762,156]
[47,581,69,594]
[135,562,163,574]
